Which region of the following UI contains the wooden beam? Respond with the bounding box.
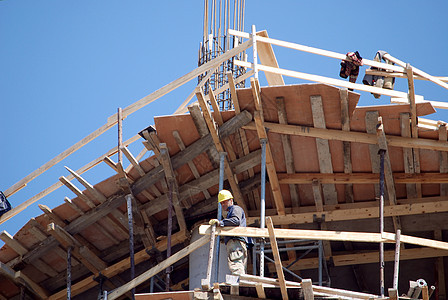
[310,95,337,205]
[159,143,187,231]
[266,217,288,300]
[65,166,107,203]
[107,235,210,300]
[196,87,248,213]
[251,78,285,215]
[248,197,448,225]
[15,271,50,299]
[377,117,401,231]
[255,282,266,299]
[200,225,448,251]
[440,124,448,197]
[172,130,211,199]
[256,30,285,86]
[340,88,354,203]
[121,146,146,176]
[243,121,448,152]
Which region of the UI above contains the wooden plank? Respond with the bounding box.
[251,78,286,215]
[122,146,146,177]
[310,95,338,205]
[377,118,401,231]
[235,59,409,99]
[400,113,418,198]
[277,172,448,184]
[311,181,324,212]
[256,30,285,86]
[276,97,299,207]
[196,87,248,213]
[65,166,107,203]
[107,235,210,300]
[243,121,448,152]
[172,130,211,199]
[200,225,448,251]
[248,198,448,225]
[383,53,448,91]
[266,217,288,300]
[229,29,405,72]
[301,279,314,300]
[340,89,354,203]
[159,143,187,231]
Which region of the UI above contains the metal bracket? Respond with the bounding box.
[313,214,326,223]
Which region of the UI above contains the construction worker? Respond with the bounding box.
[209,189,251,275]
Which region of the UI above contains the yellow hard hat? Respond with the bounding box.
[218,189,233,203]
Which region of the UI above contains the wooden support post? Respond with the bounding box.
[195,87,248,213]
[365,111,381,198]
[340,88,354,203]
[406,64,422,197]
[435,230,447,300]
[400,113,418,198]
[301,279,314,300]
[388,288,398,300]
[310,95,338,205]
[376,117,401,231]
[251,78,285,215]
[159,143,187,231]
[440,124,448,197]
[202,224,217,290]
[255,282,266,299]
[266,217,288,300]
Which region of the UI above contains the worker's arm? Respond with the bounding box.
[222,206,243,226]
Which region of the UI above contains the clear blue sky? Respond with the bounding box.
[1,1,447,239]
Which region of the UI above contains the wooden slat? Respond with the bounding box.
[196,87,248,213]
[276,97,299,207]
[159,143,187,231]
[310,95,338,205]
[266,217,288,300]
[121,146,146,177]
[243,121,448,152]
[340,89,354,203]
[251,78,285,215]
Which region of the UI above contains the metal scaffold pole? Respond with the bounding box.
[379,149,385,298]
[259,138,267,277]
[214,152,227,282]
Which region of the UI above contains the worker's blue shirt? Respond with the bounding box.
[219,204,252,246]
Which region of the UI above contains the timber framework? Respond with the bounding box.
[1,26,448,300]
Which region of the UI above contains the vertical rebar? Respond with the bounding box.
[379,149,385,298]
[393,229,401,291]
[67,246,72,300]
[150,277,154,293]
[118,107,123,165]
[260,138,267,276]
[166,181,173,291]
[126,194,136,299]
